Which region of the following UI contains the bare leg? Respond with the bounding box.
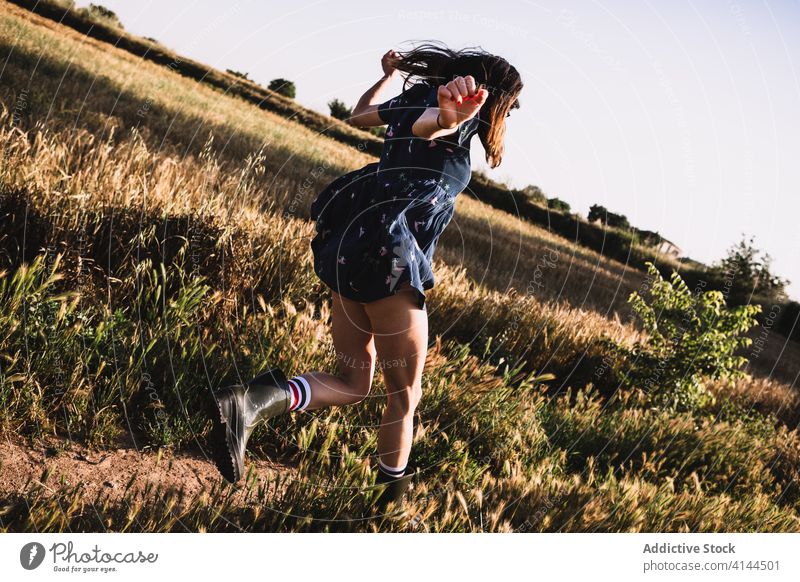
[301,290,376,410]
[363,284,428,469]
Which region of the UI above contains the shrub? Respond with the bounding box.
[607,213,629,229]
[588,203,630,229]
[613,262,762,412]
[268,78,296,99]
[327,98,352,121]
[546,197,570,213]
[587,203,606,223]
[711,234,789,302]
[513,184,546,206]
[78,4,124,29]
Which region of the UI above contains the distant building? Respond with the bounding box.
[657,238,682,258]
[588,212,682,258]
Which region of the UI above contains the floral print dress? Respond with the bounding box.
[310,81,481,310]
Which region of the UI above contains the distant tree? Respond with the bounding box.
[547,197,571,213]
[712,234,789,300]
[79,4,124,29]
[227,69,250,81]
[588,203,630,229]
[328,98,352,121]
[588,204,608,223]
[635,229,662,247]
[513,184,546,206]
[607,213,630,229]
[268,78,296,99]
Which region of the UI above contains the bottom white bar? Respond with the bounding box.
[1,533,798,581]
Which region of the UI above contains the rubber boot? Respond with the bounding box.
[207,368,292,484]
[372,465,417,512]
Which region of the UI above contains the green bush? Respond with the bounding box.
[588,203,630,229]
[79,3,123,29]
[711,234,789,303]
[268,78,296,99]
[512,184,547,206]
[546,197,570,213]
[613,262,761,412]
[327,98,352,121]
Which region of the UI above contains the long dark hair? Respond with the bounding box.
[391,41,522,168]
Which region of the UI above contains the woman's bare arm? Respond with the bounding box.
[412,75,488,141]
[349,50,401,128]
[410,108,460,141]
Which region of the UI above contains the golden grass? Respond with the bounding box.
[1,0,796,386]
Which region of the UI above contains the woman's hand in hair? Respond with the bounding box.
[349,52,400,127]
[437,75,488,129]
[381,49,401,79]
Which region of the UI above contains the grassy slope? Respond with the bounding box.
[5,0,389,156]
[0,2,798,532]
[0,0,709,284]
[9,0,799,342]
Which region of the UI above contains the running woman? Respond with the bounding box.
[207,41,523,510]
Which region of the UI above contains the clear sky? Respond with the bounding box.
[76,0,800,299]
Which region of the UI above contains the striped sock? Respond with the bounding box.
[287,375,312,411]
[378,459,407,478]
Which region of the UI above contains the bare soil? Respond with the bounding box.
[0,431,292,508]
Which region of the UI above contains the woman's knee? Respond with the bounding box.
[385,381,422,415]
[352,380,372,404]
[339,365,373,404]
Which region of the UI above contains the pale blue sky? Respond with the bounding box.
[76,0,800,299]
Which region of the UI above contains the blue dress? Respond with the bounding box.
[310,82,481,310]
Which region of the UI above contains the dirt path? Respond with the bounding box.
[0,431,292,508]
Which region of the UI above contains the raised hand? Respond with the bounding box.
[437,75,489,129]
[381,49,401,79]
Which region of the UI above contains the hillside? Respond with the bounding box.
[9,0,799,345]
[0,1,799,532]
[0,3,700,282]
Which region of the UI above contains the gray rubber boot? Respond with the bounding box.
[372,465,417,512]
[207,368,292,484]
